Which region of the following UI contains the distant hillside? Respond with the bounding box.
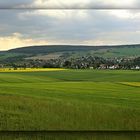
[0,44,139,65]
[8,44,140,55]
[8,45,105,54]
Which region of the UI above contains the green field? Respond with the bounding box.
[0,132,140,140]
[0,69,140,131]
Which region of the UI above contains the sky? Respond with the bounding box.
[0,0,140,50]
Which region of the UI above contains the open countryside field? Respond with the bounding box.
[0,132,140,140]
[0,69,140,131]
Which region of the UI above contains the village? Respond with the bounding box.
[1,55,139,70]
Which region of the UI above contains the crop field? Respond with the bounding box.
[0,69,139,132]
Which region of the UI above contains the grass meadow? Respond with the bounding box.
[0,69,139,132]
[0,132,140,140]
[0,69,140,139]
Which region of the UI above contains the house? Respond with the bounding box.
[109,65,119,70]
[136,66,140,70]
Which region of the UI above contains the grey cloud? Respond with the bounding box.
[0,0,140,9]
[0,0,33,8]
[0,10,140,47]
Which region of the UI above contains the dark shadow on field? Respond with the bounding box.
[0,131,140,140]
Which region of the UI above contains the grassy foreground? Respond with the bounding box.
[0,69,139,131]
[0,132,140,140]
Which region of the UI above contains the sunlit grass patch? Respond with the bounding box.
[120,82,140,87]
